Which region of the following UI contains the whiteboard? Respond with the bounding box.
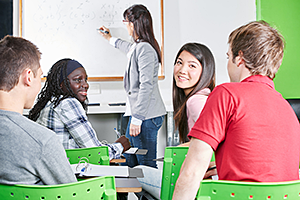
[21,0,163,80]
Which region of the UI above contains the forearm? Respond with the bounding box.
[72,129,123,160]
[105,142,124,160]
[115,38,133,53]
[59,98,102,148]
[69,122,101,148]
[173,167,204,200]
[177,141,190,147]
[172,138,213,200]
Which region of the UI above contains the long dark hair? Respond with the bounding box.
[173,43,216,143]
[28,58,88,121]
[123,4,161,63]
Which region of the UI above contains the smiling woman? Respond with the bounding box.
[133,43,216,199]
[61,67,89,103]
[28,58,131,160]
[173,43,216,143]
[174,50,203,96]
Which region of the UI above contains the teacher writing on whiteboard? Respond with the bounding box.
[98,4,166,168]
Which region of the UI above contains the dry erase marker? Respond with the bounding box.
[206,166,216,172]
[114,128,121,138]
[97,29,109,34]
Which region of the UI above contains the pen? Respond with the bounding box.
[88,103,100,106]
[97,29,109,34]
[206,166,216,172]
[114,128,121,138]
[109,103,126,106]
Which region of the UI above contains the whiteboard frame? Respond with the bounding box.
[18,0,164,82]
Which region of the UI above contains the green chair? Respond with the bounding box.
[65,146,110,166]
[197,179,300,200]
[160,147,192,200]
[160,146,300,200]
[0,176,117,200]
[160,146,213,200]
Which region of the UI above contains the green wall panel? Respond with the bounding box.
[257,0,300,98]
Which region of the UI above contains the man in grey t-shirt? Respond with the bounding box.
[0,35,77,185]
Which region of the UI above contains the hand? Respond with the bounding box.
[115,135,131,153]
[97,26,112,41]
[177,142,190,147]
[130,123,141,137]
[204,161,217,179]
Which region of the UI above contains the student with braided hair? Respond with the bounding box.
[29,58,130,160]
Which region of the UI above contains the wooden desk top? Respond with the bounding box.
[115,177,142,193]
[110,158,126,164]
[77,176,141,193]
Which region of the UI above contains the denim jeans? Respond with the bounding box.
[122,115,164,168]
[135,165,162,199]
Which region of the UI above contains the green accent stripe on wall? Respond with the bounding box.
[256,0,300,98]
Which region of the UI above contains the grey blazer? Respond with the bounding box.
[115,39,166,121]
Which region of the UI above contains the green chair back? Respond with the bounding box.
[197,179,300,200]
[65,146,110,166]
[160,146,300,200]
[160,147,189,200]
[0,176,117,200]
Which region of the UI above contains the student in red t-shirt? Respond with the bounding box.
[173,21,300,200]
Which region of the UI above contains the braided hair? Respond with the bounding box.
[28,58,88,121]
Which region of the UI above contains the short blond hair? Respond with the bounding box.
[228,21,284,80]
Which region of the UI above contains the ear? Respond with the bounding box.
[129,22,134,30]
[22,68,34,86]
[60,81,67,93]
[235,50,245,67]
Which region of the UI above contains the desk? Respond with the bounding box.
[115,177,142,193]
[87,104,126,114]
[78,177,141,193]
[110,158,126,164]
[22,103,126,115]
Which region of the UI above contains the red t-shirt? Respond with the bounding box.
[188,75,300,182]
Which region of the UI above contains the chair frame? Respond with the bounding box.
[197,179,300,200]
[65,146,110,166]
[161,146,300,200]
[0,176,117,200]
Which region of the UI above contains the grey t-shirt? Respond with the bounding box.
[0,109,77,185]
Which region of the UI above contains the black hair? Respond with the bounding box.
[173,43,215,143]
[123,4,161,63]
[28,58,88,121]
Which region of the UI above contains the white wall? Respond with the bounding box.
[163,0,256,90]
[14,0,256,106]
[16,0,256,168]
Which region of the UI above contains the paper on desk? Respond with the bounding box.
[71,164,129,177]
[124,147,138,154]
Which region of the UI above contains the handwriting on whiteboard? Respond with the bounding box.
[26,0,131,43]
